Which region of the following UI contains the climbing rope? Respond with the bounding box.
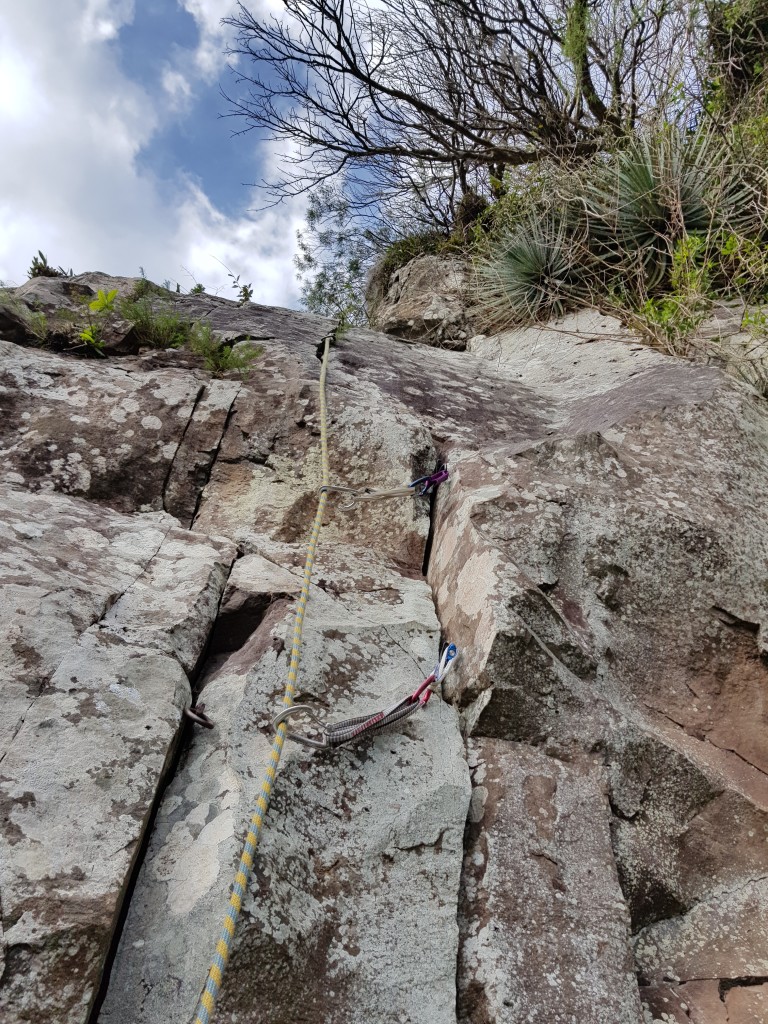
[191,329,452,1022]
[191,329,334,1024]
[272,644,458,749]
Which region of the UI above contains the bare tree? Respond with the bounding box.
[224,0,701,219]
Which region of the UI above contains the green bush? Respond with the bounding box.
[27,250,73,279]
[376,230,452,284]
[476,123,766,331]
[188,322,263,377]
[119,297,191,348]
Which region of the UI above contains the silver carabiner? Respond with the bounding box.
[318,484,364,510]
[271,704,329,749]
[319,482,416,510]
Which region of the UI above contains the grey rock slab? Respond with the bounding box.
[1,488,234,749]
[13,272,147,311]
[0,631,191,1024]
[633,877,768,985]
[98,525,235,676]
[0,340,204,513]
[194,364,436,574]
[458,738,643,1024]
[0,487,235,1023]
[1,487,174,756]
[608,732,768,932]
[5,275,768,1024]
[337,326,559,450]
[98,549,470,1024]
[468,309,667,404]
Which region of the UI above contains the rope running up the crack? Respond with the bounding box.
[192,329,334,1024]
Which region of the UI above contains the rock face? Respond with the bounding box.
[0,486,234,1023]
[1,275,767,1024]
[459,739,642,1024]
[367,255,477,348]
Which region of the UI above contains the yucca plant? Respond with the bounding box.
[576,125,757,290]
[476,213,593,326]
[475,123,766,331]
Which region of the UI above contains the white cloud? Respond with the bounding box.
[179,0,287,78]
[161,67,193,108]
[81,0,136,43]
[175,181,304,302]
[179,0,238,79]
[0,2,303,307]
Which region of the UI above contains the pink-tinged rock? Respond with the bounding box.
[641,978,768,1024]
[458,738,643,1024]
[725,981,768,1022]
[640,980,728,1023]
[422,326,768,943]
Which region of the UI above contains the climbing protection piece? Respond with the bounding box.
[191,329,335,1024]
[321,464,449,510]
[272,644,458,749]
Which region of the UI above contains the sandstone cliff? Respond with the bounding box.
[1,274,767,1024]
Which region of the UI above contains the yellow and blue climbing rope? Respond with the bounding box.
[192,329,334,1024]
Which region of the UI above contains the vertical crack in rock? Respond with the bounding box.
[161,384,205,515]
[0,482,236,1024]
[420,452,445,578]
[189,385,242,530]
[86,548,241,1024]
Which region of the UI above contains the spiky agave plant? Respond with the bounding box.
[476,213,593,328]
[577,125,756,290]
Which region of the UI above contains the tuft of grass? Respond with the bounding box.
[189,322,263,377]
[119,296,191,348]
[26,309,49,341]
[476,213,591,325]
[0,288,50,342]
[128,275,173,301]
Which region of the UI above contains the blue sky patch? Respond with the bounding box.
[116,2,259,216]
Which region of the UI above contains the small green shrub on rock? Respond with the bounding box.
[27,250,73,279]
[128,275,173,301]
[119,296,191,348]
[189,322,263,377]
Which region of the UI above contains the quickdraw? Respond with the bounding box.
[320,465,448,510]
[272,644,458,750]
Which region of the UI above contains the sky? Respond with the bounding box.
[0,0,304,307]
